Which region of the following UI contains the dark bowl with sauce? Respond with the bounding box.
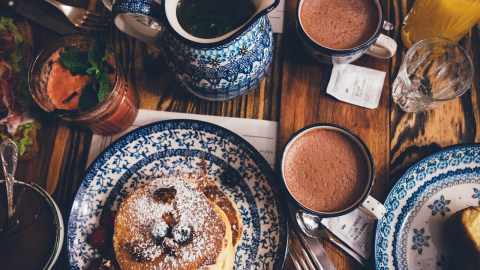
[0,180,64,270]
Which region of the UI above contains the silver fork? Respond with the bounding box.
[44,0,110,31]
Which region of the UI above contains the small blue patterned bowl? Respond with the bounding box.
[112,0,278,101]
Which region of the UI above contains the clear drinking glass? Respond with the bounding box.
[392,37,474,113]
[28,34,140,135]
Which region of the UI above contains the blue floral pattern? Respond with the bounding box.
[411,228,430,255]
[67,120,288,270]
[375,145,480,270]
[472,187,480,204]
[427,195,451,217]
[162,16,274,101]
[437,255,453,270]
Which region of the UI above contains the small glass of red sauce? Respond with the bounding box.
[28,33,139,135]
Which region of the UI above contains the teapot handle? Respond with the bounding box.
[112,0,166,45]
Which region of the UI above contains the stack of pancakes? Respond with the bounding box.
[113,174,243,270]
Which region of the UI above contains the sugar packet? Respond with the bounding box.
[326,64,386,109]
[321,208,375,260]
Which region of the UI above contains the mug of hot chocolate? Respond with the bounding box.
[296,0,397,65]
[279,124,385,220]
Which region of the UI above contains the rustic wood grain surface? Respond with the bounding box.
[1,0,479,269]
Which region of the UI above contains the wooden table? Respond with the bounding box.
[2,0,479,269]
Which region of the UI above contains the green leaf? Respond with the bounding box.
[88,45,103,71]
[97,70,111,102]
[87,67,101,81]
[86,67,97,76]
[59,50,88,74]
[78,83,99,112]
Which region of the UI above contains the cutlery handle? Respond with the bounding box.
[1,139,18,179]
[4,175,13,218]
[295,227,337,270]
[325,236,368,268]
[289,229,317,270]
[1,138,18,218]
[44,0,63,11]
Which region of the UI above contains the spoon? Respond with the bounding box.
[296,210,368,268]
[1,138,18,219]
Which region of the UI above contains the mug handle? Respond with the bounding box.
[112,0,166,45]
[359,195,386,220]
[365,34,397,59]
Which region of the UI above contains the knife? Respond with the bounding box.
[0,0,80,35]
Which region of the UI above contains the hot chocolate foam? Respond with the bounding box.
[283,128,369,213]
[300,0,378,50]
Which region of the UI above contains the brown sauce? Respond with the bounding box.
[0,183,58,270]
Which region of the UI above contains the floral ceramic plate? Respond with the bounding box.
[375,144,480,270]
[67,120,288,270]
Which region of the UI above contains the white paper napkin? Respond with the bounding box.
[87,109,278,169]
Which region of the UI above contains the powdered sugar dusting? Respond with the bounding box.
[115,174,227,269]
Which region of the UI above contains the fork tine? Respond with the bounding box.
[84,11,111,19]
[82,16,110,25]
[44,0,111,30]
[77,22,108,31]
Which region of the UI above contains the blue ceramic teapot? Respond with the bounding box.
[111,0,279,101]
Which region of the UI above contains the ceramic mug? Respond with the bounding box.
[111,0,279,101]
[296,0,397,65]
[279,123,386,220]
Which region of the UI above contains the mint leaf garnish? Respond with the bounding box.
[59,50,88,75]
[96,70,111,102]
[58,38,114,111]
[78,83,99,112]
[88,45,102,70]
[86,66,100,81]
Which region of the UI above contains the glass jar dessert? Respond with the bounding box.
[28,34,139,135]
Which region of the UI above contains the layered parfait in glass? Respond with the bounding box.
[28,34,139,135]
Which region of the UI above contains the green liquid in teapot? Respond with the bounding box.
[176,0,257,39]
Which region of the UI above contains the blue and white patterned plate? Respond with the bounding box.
[67,120,288,270]
[375,144,480,270]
